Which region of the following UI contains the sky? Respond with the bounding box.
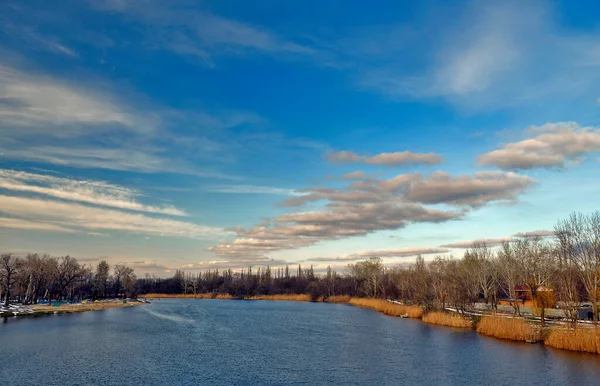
[1,0,600,276]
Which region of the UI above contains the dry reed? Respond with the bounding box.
[215,294,233,300]
[476,316,539,342]
[422,312,472,328]
[348,298,423,318]
[324,295,351,303]
[545,327,600,354]
[248,294,311,301]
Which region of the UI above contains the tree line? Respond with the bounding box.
[137,211,600,326]
[2,211,599,326]
[0,255,137,307]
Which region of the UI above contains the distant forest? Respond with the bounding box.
[2,211,600,325]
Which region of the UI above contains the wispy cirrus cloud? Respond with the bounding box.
[0,58,253,179]
[206,184,303,196]
[355,2,600,110]
[0,169,187,216]
[0,195,228,239]
[0,21,77,57]
[0,63,153,134]
[479,122,600,170]
[91,0,320,65]
[0,216,79,234]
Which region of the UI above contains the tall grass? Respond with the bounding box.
[422,312,472,328]
[545,327,600,354]
[349,298,423,318]
[248,294,311,301]
[324,295,351,303]
[476,316,539,342]
[215,294,233,300]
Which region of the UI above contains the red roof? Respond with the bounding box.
[514,285,531,292]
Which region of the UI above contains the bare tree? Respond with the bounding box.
[465,242,499,311]
[94,260,110,299]
[516,236,555,327]
[54,256,85,301]
[429,256,450,310]
[114,264,136,298]
[555,212,600,323]
[1,254,22,307]
[497,241,523,316]
[554,221,583,326]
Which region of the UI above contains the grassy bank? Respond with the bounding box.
[476,316,540,342]
[545,327,600,354]
[422,311,472,328]
[1,300,147,318]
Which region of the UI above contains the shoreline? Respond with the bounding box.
[142,293,600,356]
[1,299,149,318]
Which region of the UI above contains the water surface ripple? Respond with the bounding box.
[2,299,599,385]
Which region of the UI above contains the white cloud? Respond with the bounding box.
[0,169,187,216]
[327,150,443,166]
[284,171,535,208]
[479,122,600,169]
[211,166,536,259]
[403,171,536,207]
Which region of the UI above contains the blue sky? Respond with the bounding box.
[1,0,600,275]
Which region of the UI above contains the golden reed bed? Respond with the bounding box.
[348,298,423,318]
[476,316,539,342]
[545,327,600,354]
[422,311,472,328]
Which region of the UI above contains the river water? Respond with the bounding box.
[1,299,599,385]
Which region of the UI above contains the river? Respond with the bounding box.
[1,299,599,385]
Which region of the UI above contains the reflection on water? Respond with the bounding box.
[2,299,600,385]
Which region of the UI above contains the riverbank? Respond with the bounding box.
[0,299,149,318]
[140,292,600,356]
